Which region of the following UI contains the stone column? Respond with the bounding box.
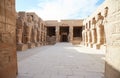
[16,16,28,51]
[87,22,92,47]
[25,15,35,48]
[84,24,88,46]
[96,13,105,47]
[91,17,97,44]
[0,0,18,78]
[87,29,91,43]
[33,20,38,43]
[43,26,47,45]
[69,26,73,42]
[16,16,23,44]
[25,15,33,43]
[82,30,85,45]
[56,26,60,42]
[104,1,120,77]
[37,20,41,43]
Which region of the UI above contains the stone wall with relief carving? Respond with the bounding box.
[16,12,47,51]
[0,0,17,78]
[104,0,120,78]
[83,0,120,78]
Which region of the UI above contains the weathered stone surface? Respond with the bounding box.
[104,0,120,78]
[26,15,34,43]
[28,43,35,49]
[96,13,105,45]
[83,0,120,78]
[0,0,17,78]
[16,16,24,44]
[17,44,28,51]
[91,17,97,44]
[35,43,40,47]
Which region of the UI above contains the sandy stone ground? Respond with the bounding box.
[17,43,105,78]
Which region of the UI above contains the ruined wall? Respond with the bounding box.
[83,0,120,78]
[0,0,17,78]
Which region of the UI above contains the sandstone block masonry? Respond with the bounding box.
[83,0,120,78]
[0,0,18,78]
[16,12,47,51]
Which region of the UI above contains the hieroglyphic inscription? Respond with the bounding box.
[0,33,13,44]
[106,14,120,47]
[0,48,11,69]
[0,0,5,22]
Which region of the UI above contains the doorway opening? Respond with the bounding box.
[73,27,82,44]
[73,27,82,38]
[47,27,56,37]
[60,27,69,42]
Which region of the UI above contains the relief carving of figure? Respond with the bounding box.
[96,13,105,45]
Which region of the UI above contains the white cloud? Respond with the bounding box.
[27,0,100,20]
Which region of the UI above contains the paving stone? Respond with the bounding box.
[17,43,105,78]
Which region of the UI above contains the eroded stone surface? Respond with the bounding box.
[0,0,17,78]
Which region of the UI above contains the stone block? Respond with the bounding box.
[88,43,93,48]
[28,43,35,49]
[17,44,28,51]
[93,44,100,49]
[35,43,40,47]
[85,43,88,47]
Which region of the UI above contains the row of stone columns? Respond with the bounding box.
[82,7,108,49]
[16,12,47,51]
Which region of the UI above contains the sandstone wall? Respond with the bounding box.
[104,0,120,78]
[83,0,120,78]
[0,0,17,78]
[16,12,47,51]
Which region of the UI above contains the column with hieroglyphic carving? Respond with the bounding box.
[0,0,17,78]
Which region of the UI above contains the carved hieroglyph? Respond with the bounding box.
[0,0,17,78]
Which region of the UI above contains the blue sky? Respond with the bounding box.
[16,0,105,20]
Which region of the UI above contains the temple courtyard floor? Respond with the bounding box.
[17,43,105,78]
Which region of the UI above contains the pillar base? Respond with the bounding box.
[85,43,88,47]
[35,42,40,47]
[17,44,28,51]
[93,44,101,49]
[88,43,93,48]
[28,43,35,49]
